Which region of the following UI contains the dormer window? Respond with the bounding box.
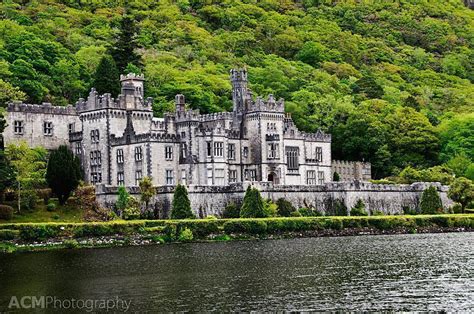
[43,122,53,136]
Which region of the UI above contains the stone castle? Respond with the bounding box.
[4,69,453,216]
[4,69,369,188]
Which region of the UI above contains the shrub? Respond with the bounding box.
[298,207,323,217]
[333,171,340,182]
[116,186,130,211]
[290,211,302,217]
[276,198,295,217]
[420,186,443,214]
[171,184,194,219]
[222,202,240,218]
[64,239,79,249]
[372,210,384,216]
[19,225,61,241]
[350,199,368,216]
[402,206,418,215]
[240,186,265,218]
[0,229,19,240]
[333,199,348,216]
[263,199,278,217]
[0,205,14,220]
[223,220,268,235]
[205,215,217,220]
[36,188,52,205]
[449,203,463,214]
[123,196,141,220]
[178,227,194,242]
[46,202,56,212]
[20,190,38,211]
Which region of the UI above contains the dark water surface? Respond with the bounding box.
[1,233,473,311]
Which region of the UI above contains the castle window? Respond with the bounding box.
[307,170,316,185]
[180,143,187,159]
[286,147,299,171]
[135,146,143,161]
[68,123,75,133]
[244,169,256,181]
[166,170,174,185]
[214,142,223,157]
[243,147,249,158]
[215,169,225,185]
[90,150,102,184]
[228,143,235,160]
[207,142,212,157]
[75,142,81,155]
[43,121,53,136]
[165,146,173,160]
[14,120,24,135]
[181,131,186,138]
[117,172,124,185]
[117,149,124,164]
[229,170,237,183]
[318,171,325,185]
[181,169,186,185]
[268,143,279,159]
[207,168,213,185]
[315,147,323,162]
[90,129,100,143]
[135,170,143,185]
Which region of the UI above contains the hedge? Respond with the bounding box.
[0,214,472,242]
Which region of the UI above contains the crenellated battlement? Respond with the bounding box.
[7,101,77,115]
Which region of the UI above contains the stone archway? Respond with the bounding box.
[267,171,279,185]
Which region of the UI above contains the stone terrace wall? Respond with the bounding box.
[96,181,453,218]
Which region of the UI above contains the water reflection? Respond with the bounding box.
[0,233,473,311]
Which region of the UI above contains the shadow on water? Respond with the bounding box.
[0,233,473,311]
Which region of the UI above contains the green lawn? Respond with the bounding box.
[0,201,84,224]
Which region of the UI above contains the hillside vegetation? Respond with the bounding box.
[0,0,473,179]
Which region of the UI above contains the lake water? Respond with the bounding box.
[0,233,473,311]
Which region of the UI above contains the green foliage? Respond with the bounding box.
[116,186,130,211]
[420,186,443,214]
[448,178,474,213]
[171,184,194,219]
[93,55,120,97]
[178,227,194,242]
[0,205,14,220]
[46,202,56,212]
[332,172,340,182]
[350,199,368,216]
[0,0,473,179]
[123,196,141,220]
[138,176,155,210]
[46,145,83,205]
[263,198,278,217]
[0,229,19,240]
[222,202,240,218]
[276,198,295,217]
[240,186,265,218]
[298,207,323,217]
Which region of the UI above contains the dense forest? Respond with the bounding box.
[0,0,473,180]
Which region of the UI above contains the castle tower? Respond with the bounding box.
[175,94,186,113]
[120,73,145,110]
[230,68,251,113]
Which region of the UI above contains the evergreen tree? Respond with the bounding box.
[116,185,130,211]
[171,184,194,219]
[350,199,368,216]
[333,171,340,182]
[46,145,82,205]
[93,55,120,97]
[419,186,443,214]
[222,201,240,218]
[240,187,265,218]
[112,15,141,73]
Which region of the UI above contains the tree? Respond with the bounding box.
[351,76,384,100]
[116,185,130,211]
[46,145,82,205]
[240,186,265,218]
[139,176,155,211]
[6,142,47,212]
[222,202,240,218]
[448,178,474,214]
[92,55,120,97]
[350,199,368,216]
[333,172,340,182]
[112,15,141,73]
[419,186,443,214]
[276,198,295,217]
[446,154,471,178]
[171,184,194,219]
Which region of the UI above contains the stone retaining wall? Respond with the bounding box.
[96,181,453,218]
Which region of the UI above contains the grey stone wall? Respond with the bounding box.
[96,181,453,218]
